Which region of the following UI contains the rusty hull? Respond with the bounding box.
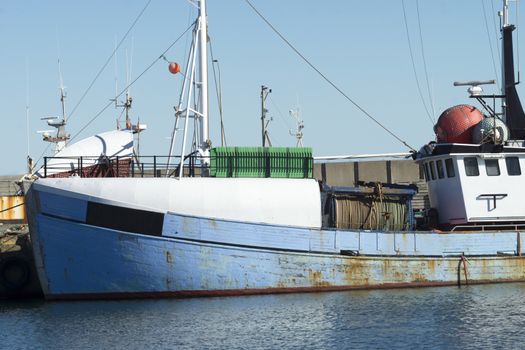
[0,196,25,222]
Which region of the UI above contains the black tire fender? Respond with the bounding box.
[0,257,30,291]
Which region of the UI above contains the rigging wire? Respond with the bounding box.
[491,0,502,66]
[209,41,227,147]
[268,95,293,130]
[415,0,436,119]
[482,0,501,89]
[34,22,195,168]
[66,0,152,124]
[243,0,415,151]
[69,22,195,143]
[401,0,434,126]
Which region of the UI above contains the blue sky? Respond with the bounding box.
[1,0,523,175]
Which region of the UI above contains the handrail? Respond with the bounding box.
[39,153,314,179]
[451,223,525,232]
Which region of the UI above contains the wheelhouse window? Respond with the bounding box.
[436,160,445,179]
[445,158,455,178]
[485,159,500,176]
[423,163,430,181]
[429,161,436,180]
[506,157,521,176]
[464,157,479,176]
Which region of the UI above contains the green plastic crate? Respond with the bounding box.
[210,147,312,178]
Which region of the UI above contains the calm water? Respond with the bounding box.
[1,284,525,350]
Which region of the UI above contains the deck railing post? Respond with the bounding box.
[154,156,157,177]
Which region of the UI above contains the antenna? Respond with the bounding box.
[212,58,226,147]
[25,58,32,173]
[113,36,119,128]
[289,107,304,147]
[261,85,272,147]
[453,80,496,96]
[40,58,70,154]
[58,58,67,124]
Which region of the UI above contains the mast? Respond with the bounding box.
[500,0,525,139]
[501,0,509,122]
[41,59,70,154]
[261,85,271,147]
[56,59,68,152]
[198,0,210,157]
[167,0,211,177]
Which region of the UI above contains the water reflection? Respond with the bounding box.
[1,284,524,350]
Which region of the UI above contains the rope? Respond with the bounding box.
[401,0,434,125]
[415,0,435,119]
[67,0,153,124]
[209,41,227,147]
[33,1,157,169]
[334,194,408,231]
[243,0,415,151]
[0,202,25,214]
[69,22,195,144]
[491,0,502,66]
[482,0,501,89]
[458,255,470,286]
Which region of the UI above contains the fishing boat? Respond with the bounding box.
[24,0,525,300]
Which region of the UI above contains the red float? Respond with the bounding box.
[434,104,484,143]
[168,62,181,74]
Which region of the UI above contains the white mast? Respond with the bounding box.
[198,0,209,154]
[167,0,210,177]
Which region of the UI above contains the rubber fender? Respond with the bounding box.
[0,257,30,291]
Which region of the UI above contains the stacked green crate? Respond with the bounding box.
[290,147,313,178]
[210,147,312,178]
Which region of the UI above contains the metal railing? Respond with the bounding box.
[451,223,525,232]
[42,155,191,178]
[41,153,314,179]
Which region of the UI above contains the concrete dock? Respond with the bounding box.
[0,224,42,298]
[0,176,42,299]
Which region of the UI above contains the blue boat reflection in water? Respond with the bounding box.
[1,283,524,349]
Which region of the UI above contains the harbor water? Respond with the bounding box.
[1,283,524,349]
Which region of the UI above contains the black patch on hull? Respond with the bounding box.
[86,202,164,236]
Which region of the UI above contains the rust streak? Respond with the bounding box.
[45,278,525,301]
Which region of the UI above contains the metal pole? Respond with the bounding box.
[179,29,200,179]
[501,0,509,122]
[261,85,271,147]
[198,0,209,156]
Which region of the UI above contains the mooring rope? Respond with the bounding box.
[0,202,25,214]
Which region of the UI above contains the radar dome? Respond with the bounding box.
[434,104,484,143]
[472,117,509,144]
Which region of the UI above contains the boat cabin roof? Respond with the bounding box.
[418,142,525,160]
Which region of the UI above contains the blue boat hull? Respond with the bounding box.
[25,181,525,299]
[30,213,525,299]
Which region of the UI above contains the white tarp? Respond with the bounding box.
[37,130,134,177]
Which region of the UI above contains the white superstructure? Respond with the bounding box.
[419,147,525,226]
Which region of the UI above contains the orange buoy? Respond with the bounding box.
[168,62,181,74]
[434,104,484,143]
